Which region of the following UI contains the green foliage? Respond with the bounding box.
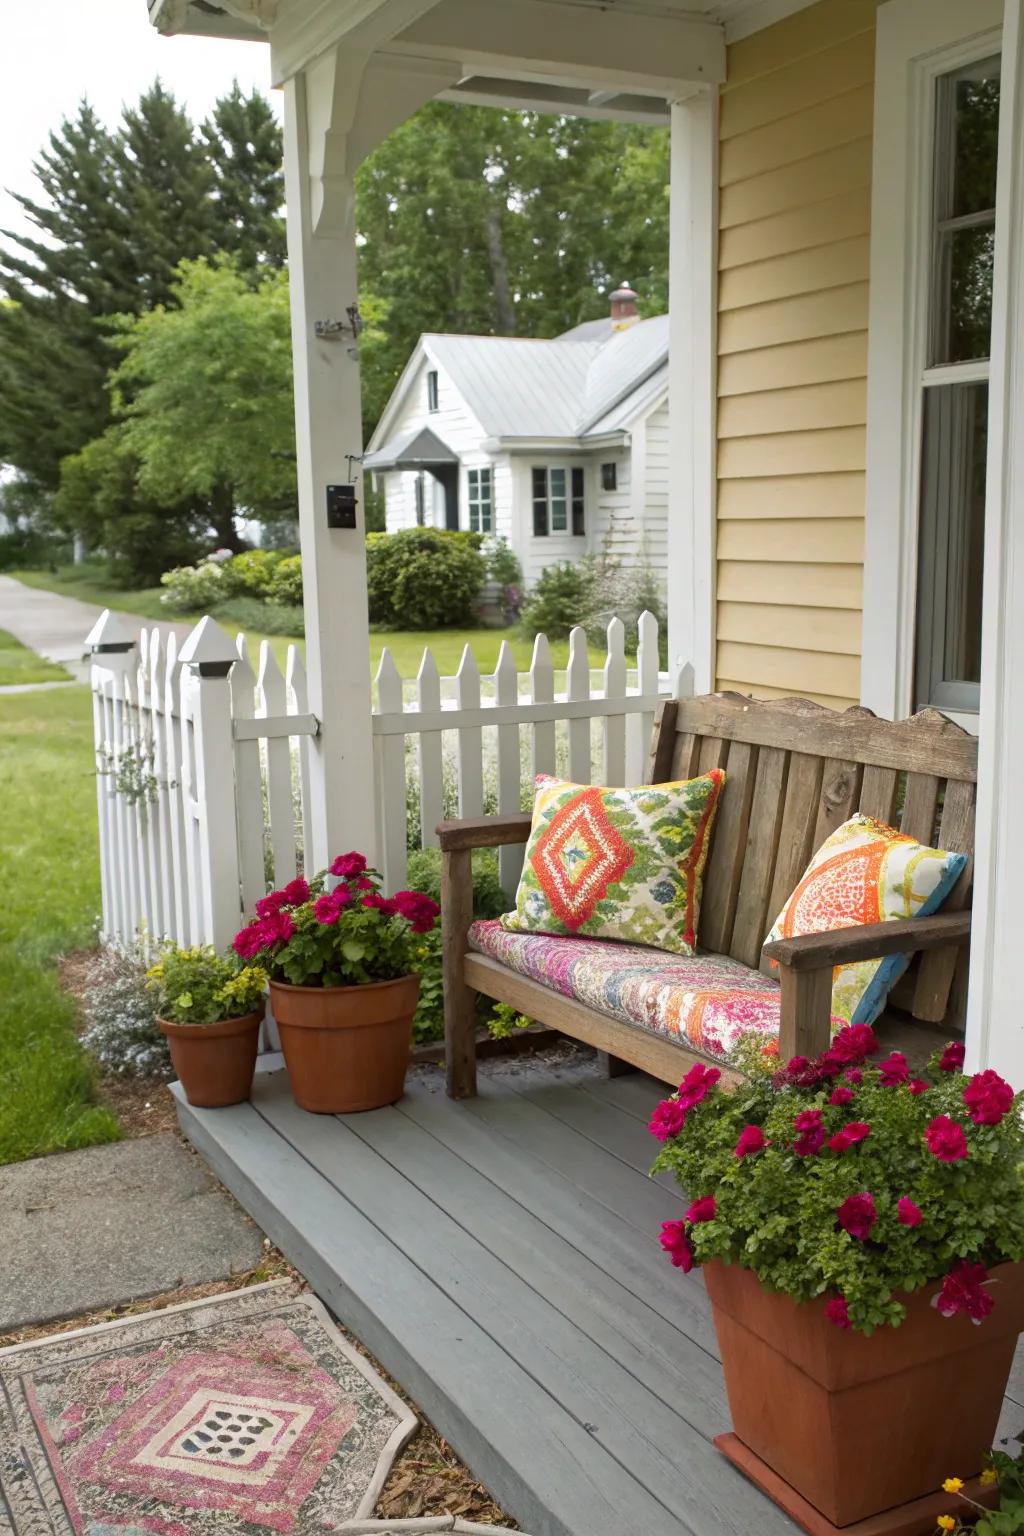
[519,561,591,639]
[213,597,306,637]
[268,553,303,607]
[484,537,523,591]
[0,630,70,688]
[652,1030,1024,1334]
[224,548,285,597]
[488,1002,531,1040]
[79,943,170,1079]
[367,528,486,629]
[405,847,508,920]
[160,558,231,613]
[146,945,267,1026]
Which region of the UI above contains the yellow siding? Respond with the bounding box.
[714,0,879,709]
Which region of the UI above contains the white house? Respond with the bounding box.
[363,285,669,587]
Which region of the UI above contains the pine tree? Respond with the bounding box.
[202,84,286,274]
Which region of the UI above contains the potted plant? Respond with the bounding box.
[650,1028,1024,1533]
[232,856,439,1114]
[146,946,267,1108]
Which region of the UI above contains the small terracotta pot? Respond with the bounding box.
[705,1258,1024,1527]
[270,974,420,1114]
[159,1010,262,1108]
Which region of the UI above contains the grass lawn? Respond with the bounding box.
[0,686,120,1164]
[12,566,606,675]
[0,629,72,687]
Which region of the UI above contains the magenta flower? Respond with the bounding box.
[330,851,368,879]
[677,1062,721,1112]
[844,1068,863,1085]
[255,889,287,919]
[649,1098,686,1143]
[281,877,310,906]
[963,1069,1014,1126]
[392,890,441,933]
[934,1261,994,1322]
[878,1051,910,1086]
[793,1108,825,1157]
[660,1220,694,1272]
[362,892,397,915]
[829,1121,871,1153]
[926,1115,969,1162]
[684,1195,717,1224]
[233,922,263,959]
[908,1078,930,1096]
[825,1297,851,1330]
[830,1086,854,1107]
[314,893,342,925]
[897,1197,923,1227]
[735,1125,766,1158]
[837,1192,877,1240]
[831,1023,879,1064]
[939,1040,966,1073]
[258,909,295,946]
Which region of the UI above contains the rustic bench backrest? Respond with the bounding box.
[649,693,978,1025]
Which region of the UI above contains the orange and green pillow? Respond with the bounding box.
[763,813,967,1026]
[500,771,725,956]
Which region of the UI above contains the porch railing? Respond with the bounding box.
[87,609,680,954]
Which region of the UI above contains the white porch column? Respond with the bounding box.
[966,0,1024,1076]
[667,87,718,695]
[282,49,458,871]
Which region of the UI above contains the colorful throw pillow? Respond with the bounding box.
[763,813,967,1026]
[500,771,725,956]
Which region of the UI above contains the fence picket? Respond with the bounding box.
[258,642,298,888]
[417,648,444,853]
[566,626,591,784]
[375,648,408,894]
[455,645,484,819]
[602,616,627,786]
[286,646,313,875]
[163,632,191,945]
[144,630,170,939]
[232,635,266,918]
[493,640,523,896]
[120,671,146,942]
[529,632,556,781]
[178,666,204,947]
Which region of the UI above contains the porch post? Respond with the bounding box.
[667,87,718,695]
[966,0,1024,1076]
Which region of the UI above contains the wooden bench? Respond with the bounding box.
[437,693,977,1098]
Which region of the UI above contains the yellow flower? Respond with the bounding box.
[942,1479,964,1495]
[980,1468,998,1487]
[936,1518,956,1532]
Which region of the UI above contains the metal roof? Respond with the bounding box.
[362,426,459,471]
[419,314,668,443]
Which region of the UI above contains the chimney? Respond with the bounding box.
[610,280,639,328]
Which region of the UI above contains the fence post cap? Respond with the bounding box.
[179,615,237,677]
[84,608,134,653]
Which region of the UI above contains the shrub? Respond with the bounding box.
[404,848,509,1043]
[268,553,303,607]
[519,560,592,639]
[581,558,667,661]
[651,1028,1024,1334]
[224,548,284,598]
[160,559,229,614]
[366,528,486,629]
[484,537,522,591]
[146,945,267,1025]
[213,596,305,637]
[78,945,171,1079]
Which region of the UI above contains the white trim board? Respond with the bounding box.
[861,0,1003,719]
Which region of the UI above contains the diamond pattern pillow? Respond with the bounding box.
[500,771,725,956]
[763,813,968,1026]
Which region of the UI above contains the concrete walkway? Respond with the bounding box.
[0,574,191,682]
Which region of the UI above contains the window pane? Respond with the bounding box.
[951,62,1000,218]
[915,381,987,707]
[551,499,567,532]
[533,501,548,536]
[932,221,995,364]
[549,469,566,497]
[531,467,547,499]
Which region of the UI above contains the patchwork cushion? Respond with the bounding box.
[763,813,968,1027]
[499,771,724,957]
[470,920,844,1059]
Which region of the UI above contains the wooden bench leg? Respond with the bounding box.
[778,964,834,1063]
[598,1051,637,1079]
[441,847,478,1098]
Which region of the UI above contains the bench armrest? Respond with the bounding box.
[763,911,972,973]
[437,813,533,852]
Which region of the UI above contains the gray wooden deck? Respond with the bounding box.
[172,1052,1024,1536]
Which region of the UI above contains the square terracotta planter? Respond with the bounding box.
[704,1258,1024,1528]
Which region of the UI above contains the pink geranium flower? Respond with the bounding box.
[735,1125,766,1158]
[909,1078,930,1096]
[660,1220,694,1272]
[684,1195,717,1224]
[362,892,397,915]
[897,1197,923,1227]
[392,890,441,933]
[649,1098,686,1143]
[830,1086,854,1107]
[829,1121,871,1153]
[281,877,310,906]
[233,922,263,959]
[963,1070,1014,1126]
[939,1041,966,1073]
[330,851,368,879]
[677,1062,721,1111]
[793,1108,825,1157]
[844,1068,863,1085]
[255,889,287,919]
[926,1115,969,1162]
[258,909,294,946]
[831,1023,879,1064]
[878,1051,909,1086]
[934,1261,994,1323]
[825,1297,851,1330]
[837,1192,877,1240]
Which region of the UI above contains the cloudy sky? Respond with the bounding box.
[2,0,279,242]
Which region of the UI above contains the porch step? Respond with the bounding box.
[172,1062,800,1536]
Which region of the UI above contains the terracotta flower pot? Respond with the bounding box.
[159,1010,262,1108]
[269,974,420,1114]
[704,1258,1024,1527]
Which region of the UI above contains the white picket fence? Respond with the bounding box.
[87,609,678,953]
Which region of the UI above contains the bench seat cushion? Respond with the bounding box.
[469,920,840,1059]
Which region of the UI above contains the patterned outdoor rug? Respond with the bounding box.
[0,1281,417,1535]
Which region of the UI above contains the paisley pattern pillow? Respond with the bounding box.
[500,771,725,956]
[763,813,967,1025]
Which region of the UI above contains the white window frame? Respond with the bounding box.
[467,465,493,534]
[862,0,1002,731]
[530,464,585,537]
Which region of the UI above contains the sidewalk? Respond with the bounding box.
[0,574,191,682]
